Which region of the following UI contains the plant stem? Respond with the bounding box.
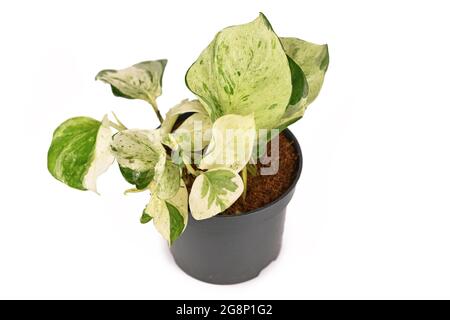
[124,188,147,195]
[148,97,164,124]
[242,165,248,201]
[111,111,128,130]
[108,120,125,132]
[185,162,200,176]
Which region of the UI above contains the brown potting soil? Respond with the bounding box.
[222,132,299,215]
[182,132,299,216]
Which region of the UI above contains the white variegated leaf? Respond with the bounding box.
[199,114,255,172]
[185,13,292,129]
[189,168,243,220]
[173,112,212,151]
[161,133,193,168]
[153,155,181,200]
[83,116,115,193]
[110,129,165,172]
[145,181,188,245]
[160,99,208,135]
[48,115,114,193]
[96,60,167,105]
[278,38,329,129]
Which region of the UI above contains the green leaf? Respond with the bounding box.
[47,116,114,192]
[166,202,185,245]
[185,13,292,129]
[140,210,153,224]
[110,129,165,189]
[119,165,154,190]
[287,55,308,106]
[189,168,244,220]
[96,60,167,105]
[278,38,329,129]
[199,114,255,172]
[145,181,188,245]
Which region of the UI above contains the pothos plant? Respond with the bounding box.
[47,13,329,245]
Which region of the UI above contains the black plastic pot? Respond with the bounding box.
[170,129,302,284]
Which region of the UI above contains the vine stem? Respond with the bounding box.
[242,165,248,201]
[185,162,200,177]
[108,120,126,131]
[111,111,128,130]
[148,97,164,124]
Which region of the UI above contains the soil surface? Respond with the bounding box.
[182,132,299,216]
[222,132,299,215]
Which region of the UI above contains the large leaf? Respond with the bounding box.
[189,168,243,220]
[110,129,165,189]
[199,114,255,172]
[96,60,167,105]
[48,116,114,192]
[160,99,208,135]
[185,13,292,129]
[145,181,188,245]
[278,38,329,129]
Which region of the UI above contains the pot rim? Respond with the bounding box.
[211,128,303,219]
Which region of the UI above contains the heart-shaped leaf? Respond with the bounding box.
[145,181,188,245]
[173,112,212,152]
[189,168,243,220]
[96,60,167,105]
[185,13,292,129]
[160,99,209,135]
[199,114,255,172]
[110,129,165,190]
[278,38,329,129]
[47,116,114,192]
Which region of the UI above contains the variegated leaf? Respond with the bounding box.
[199,114,255,172]
[160,99,208,135]
[189,168,243,220]
[96,60,167,105]
[185,13,292,129]
[173,112,212,152]
[153,155,181,200]
[278,38,329,129]
[47,116,115,192]
[145,181,188,245]
[110,129,165,189]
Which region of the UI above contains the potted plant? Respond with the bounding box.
[47,13,328,284]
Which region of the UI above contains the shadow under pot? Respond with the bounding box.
[170,128,303,284]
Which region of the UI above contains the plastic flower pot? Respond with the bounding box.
[170,128,303,284]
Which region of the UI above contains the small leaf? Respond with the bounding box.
[173,112,212,151]
[145,181,188,245]
[199,114,256,172]
[185,13,292,129]
[160,99,209,135]
[140,210,152,224]
[96,60,167,105]
[189,168,244,220]
[110,129,165,189]
[166,202,185,245]
[47,116,114,192]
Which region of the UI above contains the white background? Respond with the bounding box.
[1,0,449,299]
